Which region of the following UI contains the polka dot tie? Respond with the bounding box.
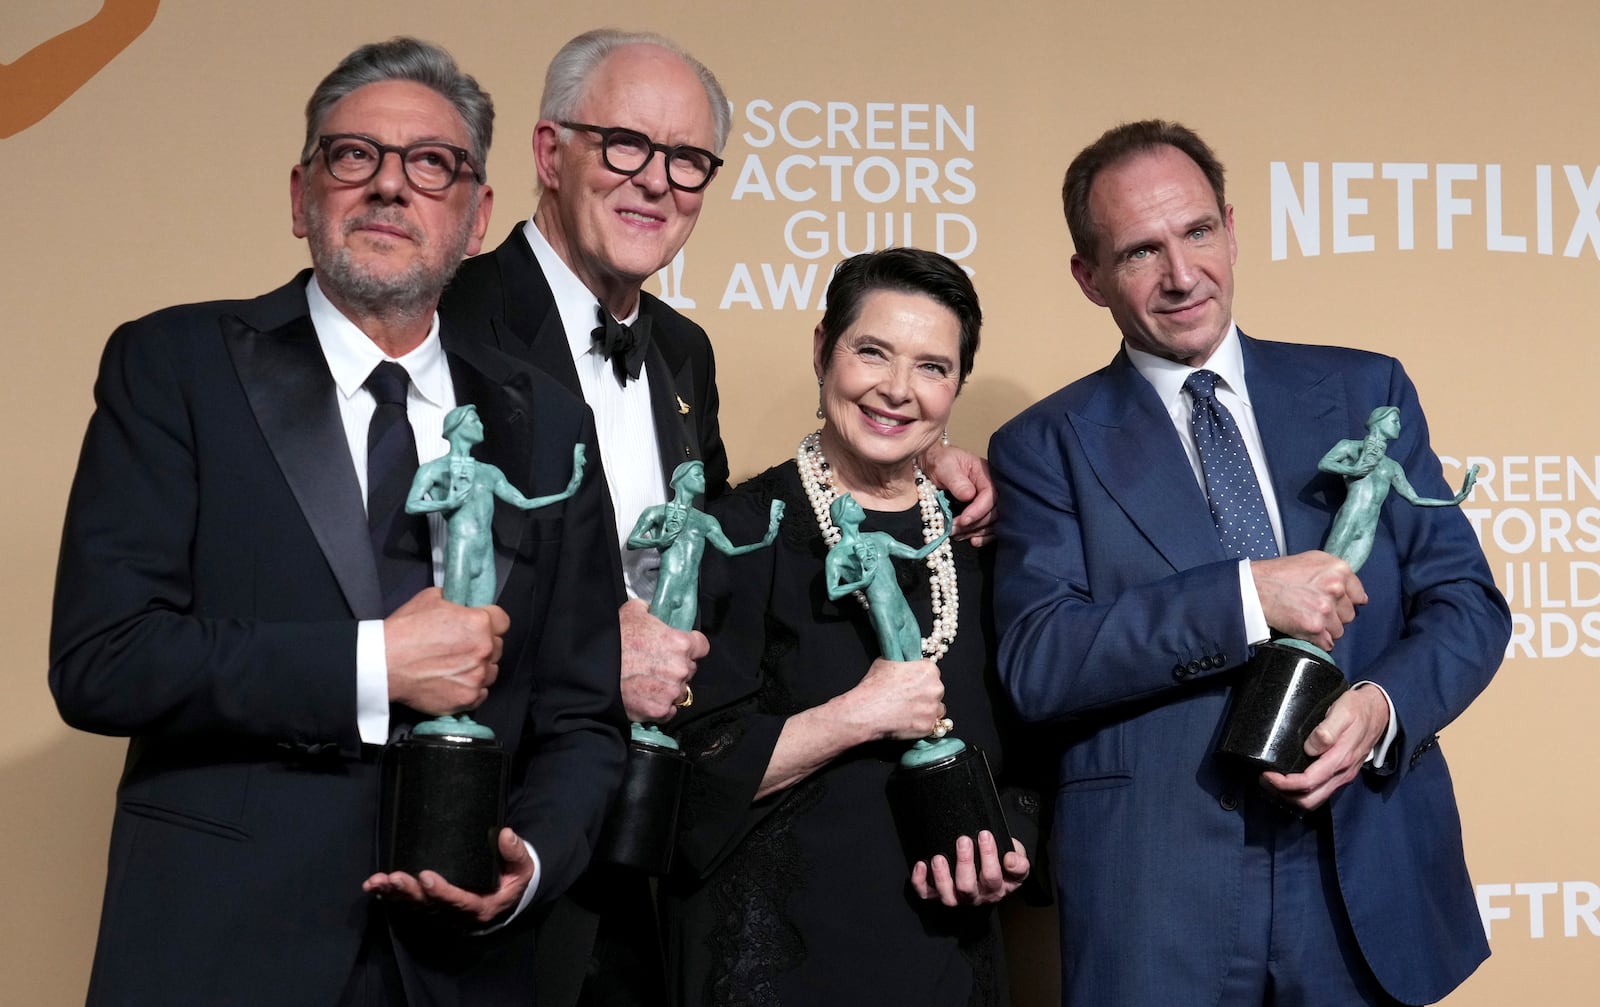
[1185,369,1279,561]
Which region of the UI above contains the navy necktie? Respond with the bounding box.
[592,304,653,385]
[364,362,432,615]
[1185,369,1279,561]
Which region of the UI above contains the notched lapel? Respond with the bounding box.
[222,313,383,619]
[1072,359,1228,574]
[1246,343,1347,555]
[643,346,698,492]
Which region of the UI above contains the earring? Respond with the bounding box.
[941,429,951,446]
[816,377,825,420]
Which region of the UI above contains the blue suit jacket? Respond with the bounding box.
[989,333,1508,1006]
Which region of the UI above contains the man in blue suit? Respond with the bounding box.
[990,120,1509,1006]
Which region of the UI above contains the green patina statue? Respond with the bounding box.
[627,460,785,633]
[1317,406,1479,574]
[823,492,953,662]
[406,404,586,608]
[821,490,959,767]
[402,404,586,740]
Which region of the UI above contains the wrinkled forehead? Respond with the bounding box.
[323,80,471,145]
[577,46,716,145]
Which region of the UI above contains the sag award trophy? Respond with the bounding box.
[1218,405,1479,773]
[378,404,586,893]
[823,492,1013,867]
[604,459,784,874]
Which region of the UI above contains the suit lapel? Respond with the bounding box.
[1071,350,1230,573]
[223,300,383,619]
[1240,334,1346,554]
[640,326,700,494]
[490,225,584,397]
[444,333,538,603]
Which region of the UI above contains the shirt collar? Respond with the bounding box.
[522,216,641,366]
[306,273,449,406]
[1125,321,1250,409]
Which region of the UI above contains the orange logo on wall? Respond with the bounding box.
[2,0,159,139]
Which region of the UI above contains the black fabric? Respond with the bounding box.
[592,305,653,385]
[663,462,1033,1007]
[363,361,431,614]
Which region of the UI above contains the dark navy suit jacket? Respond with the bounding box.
[989,333,1508,1006]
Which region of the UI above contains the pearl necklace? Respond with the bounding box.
[796,430,959,661]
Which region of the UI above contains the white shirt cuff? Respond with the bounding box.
[1354,681,1400,770]
[1238,560,1270,644]
[475,841,543,933]
[356,620,390,745]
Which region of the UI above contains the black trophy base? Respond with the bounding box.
[380,733,508,894]
[596,738,690,875]
[887,744,1012,869]
[1217,639,1350,775]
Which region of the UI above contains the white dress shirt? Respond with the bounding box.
[307,275,454,746]
[523,218,669,601]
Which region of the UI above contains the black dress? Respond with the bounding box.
[663,462,1036,1007]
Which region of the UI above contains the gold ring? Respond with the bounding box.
[675,684,694,709]
[930,717,953,739]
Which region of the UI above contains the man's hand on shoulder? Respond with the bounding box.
[384,588,508,716]
[922,441,995,546]
[619,598,707,723]
[1251,551,1367,653]
[362,827,534,927]
[1260,684,1391,810]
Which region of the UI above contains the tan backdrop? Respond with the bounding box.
[5,0,1596,1002]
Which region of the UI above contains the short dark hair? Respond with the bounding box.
[817,247,981,388]
[1062,119,1226,261]
[302,37,494,179]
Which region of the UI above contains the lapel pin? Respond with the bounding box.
[677,395,690,415]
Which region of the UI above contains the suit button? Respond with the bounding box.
[1172,664,1188,681]
[1187,659,1203,674]
[1219,794,1239,812]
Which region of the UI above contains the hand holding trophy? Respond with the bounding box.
[822,489,1013,869]
[601,460,783,874]
[1218,406,1480,773]
[378,404,585,893]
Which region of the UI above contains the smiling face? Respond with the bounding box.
[814,289,962,499]
[1069,145,1237,367]
[291,79,492,328]
[532,44,717,316]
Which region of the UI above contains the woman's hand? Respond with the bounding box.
[839,657,946,742]
[911,831,1030,907]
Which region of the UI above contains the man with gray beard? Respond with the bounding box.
[50,38,625,1006]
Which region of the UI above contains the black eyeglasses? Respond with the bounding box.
[309,134,483,192]
[560,122,723,193]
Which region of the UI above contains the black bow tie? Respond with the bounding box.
[592,306,653,385]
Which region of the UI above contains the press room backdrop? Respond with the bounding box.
[5,1,1595,1002]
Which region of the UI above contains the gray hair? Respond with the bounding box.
[302,37,494,179]
[539,29,730,153]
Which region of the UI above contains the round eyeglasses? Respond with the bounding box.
[560,122,723,193]
[310,134,483,192]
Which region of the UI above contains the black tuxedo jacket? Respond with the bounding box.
[441,225,729,501]
[50,272,627,1006]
